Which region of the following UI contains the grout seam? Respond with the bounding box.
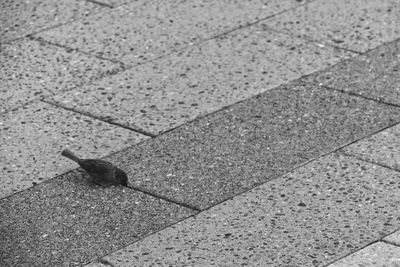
[86,0,114,8]
[41,99,157,138]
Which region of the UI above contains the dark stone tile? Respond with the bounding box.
[313,38,400,105]
[0,170,196,266]
[107,80,400,210]
[93,153,400,266]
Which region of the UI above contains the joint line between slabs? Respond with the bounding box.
[41,99,156,138]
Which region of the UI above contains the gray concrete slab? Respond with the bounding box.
[339,123,400,171]
[327,242,400,267]
[0,0,103,43]
[0,101,147,199]
[263,0,400,53]
[0,170,196,266]
[95,80,400,210]
[0,38,121,114]
[35,0,310,65]
[312,38,400,106]
[384,231,400,246]
[47,25,354,134]
[89,153,400,266]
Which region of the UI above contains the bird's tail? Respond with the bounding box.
[61,149,81,163]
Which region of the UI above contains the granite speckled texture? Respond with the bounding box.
[0,101,147,199]
[327,242,400,267]
[0,0,103,43]
[47,25,354,134]
[0,38,121,114]
[0,171,196,266]
[35,0,310,65]
[90,0,147,8]
[339,123,400,171]
[91,153,400,267]
[263,0,400,53]
[313,38,400,105]
[99,80,400,210]
[384,231,400,246]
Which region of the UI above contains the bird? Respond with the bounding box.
[61,149,128,186]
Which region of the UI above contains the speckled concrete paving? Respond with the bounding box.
[0,38,121,114]
[87,153,400,266]
[339,123,400,171]
[47,25,353,134]
[0,170,196,266]
[2,0,400,266]
[102,79,400,210]
[0,0,104,43]
[263,0,400,53]
[0,101,147,198]
[327,242,400,267]
[313,38,400,106]
[35,0,310,65]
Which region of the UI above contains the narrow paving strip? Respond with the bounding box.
[87,153,400,266]
[34,0,310,65]
[0,101,147,198]
[263,0,400,53]
[98,79,400,210]
[327,242,400,267]
[313,38,400,106]
[0,170,196,266]
[0,37,121,114]
[0,0,104,43]
[47,24,353,134]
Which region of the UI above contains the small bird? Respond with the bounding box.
[61,149,128,186]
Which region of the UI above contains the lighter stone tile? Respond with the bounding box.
[0,101,147,198]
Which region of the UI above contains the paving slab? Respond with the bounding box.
[384,231,400,246]
[0,38,121,114]
[263,0,400,53]
[90,80,400,210]
[0,101,147,199]
[35,0,310,65]
[0,170,196,266]
[88,153,400,267]
[327,242,400,267]
[339,123,400,171]
[0,0,104,43]
[312,38,400,106]
[47,25,354,134]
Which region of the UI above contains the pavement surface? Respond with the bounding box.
[1,0,400,266]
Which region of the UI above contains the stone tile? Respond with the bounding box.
[0,38,121,114]
[95,80,400,210]
[0,101,147,199]
[91,153,400,266]
[47,25,354,134]
[263,0,400,53]
[328,242,400,267]
[384,231,400,246]
[35,0,310,65]
[313,38,400,106]
[0,0,103,43]
[0,170,196,266]
[339,123,400,170]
